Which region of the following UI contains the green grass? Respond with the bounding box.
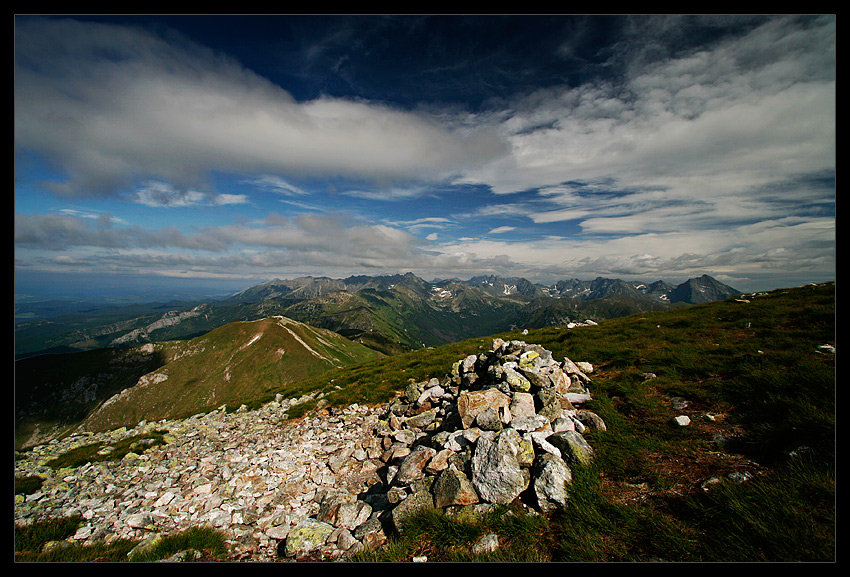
[351,503,552,562]
[15,474,45,496]
[44,430,168,469]
[14,516,228,562]
[127,526,229,562]
[681,456,835,561]
[344,282,835,562]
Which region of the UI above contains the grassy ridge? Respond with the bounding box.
[15,316,382,448]
[76,317,382,433]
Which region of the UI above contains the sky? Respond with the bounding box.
[14,14,836,299]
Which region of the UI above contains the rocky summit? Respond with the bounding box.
[15,339,604,562]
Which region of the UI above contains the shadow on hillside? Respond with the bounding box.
[15,347,170,450]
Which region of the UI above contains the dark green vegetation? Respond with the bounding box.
[353,503,552,562]
[41,430,168,469]
[15,474,44,496]
[14,281,834,561]
[14,516,228,562]
[15,346,170,449]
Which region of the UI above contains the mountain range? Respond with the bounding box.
[14,271,742,449]
[14,273,741,359]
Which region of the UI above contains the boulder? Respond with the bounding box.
[433,466,480,508]
[548,430,595,466]
[509,392,537,419]
[283,518,335,558]
[316,492,372,530]
[532,453,572,513]
[471,430,530,504]
[395,445,437,486]
[389,489,435,535]
[575,410,607,432]
[457,389,510,429]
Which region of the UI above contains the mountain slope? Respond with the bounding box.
[282,282,528,354]
[512,293,682,329]
[14,316,381,448]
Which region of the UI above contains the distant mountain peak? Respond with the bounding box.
[668,275,740,304]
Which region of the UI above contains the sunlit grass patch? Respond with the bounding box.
[45,430,168,469]
[350,503,550,562]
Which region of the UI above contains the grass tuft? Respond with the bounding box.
[15,517,228,562]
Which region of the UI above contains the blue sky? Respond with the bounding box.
[14,15,835,298]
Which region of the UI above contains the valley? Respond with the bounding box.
[13,271,739,451]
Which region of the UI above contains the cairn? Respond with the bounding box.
[288,338,605,559]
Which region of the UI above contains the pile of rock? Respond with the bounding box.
[286,338,605,559]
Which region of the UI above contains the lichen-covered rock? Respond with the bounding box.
[471,430,530,504]
[388,489,435,535]
[433,465,480,508]
[316,492,371,530]
[509,392,537,419]
[457,389,510,429]
[283,518,335,558]
[548,430,595,466]
[575,409,607,432]
[533,453,572,512]
[503,366,532,392]
[395,445,437,486]
[471,533,500,554]
[406,407,439,430]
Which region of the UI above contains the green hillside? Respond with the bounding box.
[15,316,381,448]
[263,283,835,448]
[282,284,528,354]
[18,272,729,359]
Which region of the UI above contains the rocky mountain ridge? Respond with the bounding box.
[230,272,738,306]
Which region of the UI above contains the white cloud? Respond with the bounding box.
[14,18,508,199]
[426,210,834,288]
[458,16,834,207]
[15,209,438,277]
[245,175,310,196]
[13,16,835,293]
